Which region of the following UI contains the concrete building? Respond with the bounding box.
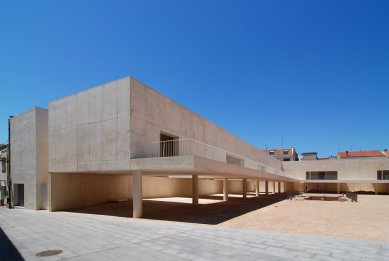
[11,77,295,216]
[10,107,48,209]
[283,155,389,194]
[8,76,389,216]
[301,152,318,161]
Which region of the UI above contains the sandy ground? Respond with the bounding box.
[70,194,389,242]
[219,194,389,241]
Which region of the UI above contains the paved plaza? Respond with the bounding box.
[1,207,389,261]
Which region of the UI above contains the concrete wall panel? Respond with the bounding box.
[11,107,48,210]
[129,78,283,172]
[49,77,131,173]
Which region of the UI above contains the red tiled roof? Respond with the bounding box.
[338,150,385,158]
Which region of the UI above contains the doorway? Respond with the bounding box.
[13,184,24,207]
[160,133,179,157]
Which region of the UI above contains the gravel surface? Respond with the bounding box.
[219,195,389,241]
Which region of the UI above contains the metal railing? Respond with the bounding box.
[139,138,292,178]
[145,138,226,161]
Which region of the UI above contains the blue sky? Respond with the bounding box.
[1,0,388,157]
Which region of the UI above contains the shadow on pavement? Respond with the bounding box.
[0,227,24,261]
[67,194,288,225]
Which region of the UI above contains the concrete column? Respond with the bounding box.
[337,183,340,194]
[265,181,269,195]
[255,179,259,197]
[192,175,199,205]
[132,171,143,218]
[278,182,281,193]
[272,181,276,194]
[223,178,229,201]
[242,179,247,198]
[375,183,378,195]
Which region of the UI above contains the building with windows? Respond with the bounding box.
[8,76,389,216]
[264,148,299,161]
[283,151,389,194]
[10,77,295,216]
[0,143,8,203]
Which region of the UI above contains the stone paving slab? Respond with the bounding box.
[0,208,389,261]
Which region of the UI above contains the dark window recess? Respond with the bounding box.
[384,171,389,180]
[160,133,179,157]
[378,170,389,180]
[283,150,289,155]
[306,171,338,180]
[1,160,5,173]
[13,184,24,207]
[269,151,275,155]
[226,155,244,167]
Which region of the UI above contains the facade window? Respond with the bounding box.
[226,155,244,167]
[384,171,389,180]
[377,170,389,180]
[1,160,5,173]
[160,133,179,157]
[269,150,275,155]
[306,171,337,180]
[283,150,289,155]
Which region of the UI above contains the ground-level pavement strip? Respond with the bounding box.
[0,208,388,261]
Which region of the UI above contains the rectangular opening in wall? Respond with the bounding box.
[160,133,179,157]
[226,154,244,167]
[379,170,389,180]
[306,171,338,180]
[377,170,383,180]
[1,160,5,173]
[13,184,24,207]
[384,171,389,180]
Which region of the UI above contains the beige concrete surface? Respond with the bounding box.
[11,107,48,210]
[220,195,389,241]
[49,174,221,211]
[283,157,389,182]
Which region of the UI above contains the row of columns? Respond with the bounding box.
[132,171,284,218]
[222,179,283,201]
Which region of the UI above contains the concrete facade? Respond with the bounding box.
[8,76,389,214]
[10,107,48,210]
[283,157,389,193]
[48,77,131,173]
[45,77,293,214]
[47,77,283,174]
